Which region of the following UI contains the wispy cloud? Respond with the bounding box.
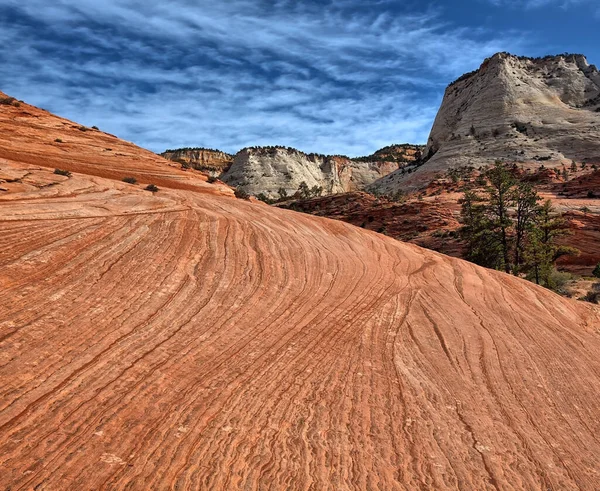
[486,0,594,8]
[0,0,527,155]
[485,0,600,22]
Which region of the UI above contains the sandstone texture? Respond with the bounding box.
[278,191,464,258]
[286,166,600,276]
[0,92,231,197]
[373,52,600,193]
[1,94,600,490]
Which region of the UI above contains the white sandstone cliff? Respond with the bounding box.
[221,147,400,198]
[372,52,600,192]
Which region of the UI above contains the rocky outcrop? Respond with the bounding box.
[221,147,379,198]
[3,92,600,490]
[0,92,226,194]
[372,52,600,192]
[220,145,423,198]
[162,144,422,198]
[364,143,423,163]
[160,147,233,175]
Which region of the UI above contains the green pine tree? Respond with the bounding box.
[513,182,540,274]
[485,162,517,273]
[523,200,578,287]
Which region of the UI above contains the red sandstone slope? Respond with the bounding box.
[278,191,464,257]
[1,96,600,490]
[0,92,231,195]
[283,170,600,277]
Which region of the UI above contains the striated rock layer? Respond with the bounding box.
[221,146,401,197]
[277,191,464,258]
[0,92,231,196]
[373,52,600,192]
[1,94,600,490]
[160,148,234,176]
[160,144,423,198]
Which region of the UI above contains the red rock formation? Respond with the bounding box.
[1,94,600,490]
[278,191,464,257]
[292,167,600,276]
[0,92,229,196]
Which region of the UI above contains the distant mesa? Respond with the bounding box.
[161,144,424,198]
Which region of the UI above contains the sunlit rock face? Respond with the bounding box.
[160,148,234,176]
[2,91,600,490]
[372,52,600,193]
[221,146,413,198]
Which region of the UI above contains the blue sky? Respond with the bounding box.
[1,0,598,156]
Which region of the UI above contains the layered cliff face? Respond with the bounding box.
[373,52,600,192]
[220,145,422,198]
[160,147,233,175]
[221,147,384,197]
[162,144,422,197]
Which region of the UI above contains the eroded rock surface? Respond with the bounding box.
[161,144,422,198]
[221,146,399,197]
[160,148,234,176]
[1,93,600,490]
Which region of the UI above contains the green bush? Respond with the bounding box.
[255,193,275,204]
[54,138,63,143]
[581,284,600,304]
[234,187,250,200]
[207,176,217,184]
[54,168,72,177]
[582,292,599,304]
[593,263,600,278]
[122,177,137,184]
[277,187,288,200]
[145,184,159,192]
[546,269,572,294]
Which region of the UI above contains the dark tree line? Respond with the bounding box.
[254,181,324,205]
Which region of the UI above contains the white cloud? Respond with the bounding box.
[0,1,528,155]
